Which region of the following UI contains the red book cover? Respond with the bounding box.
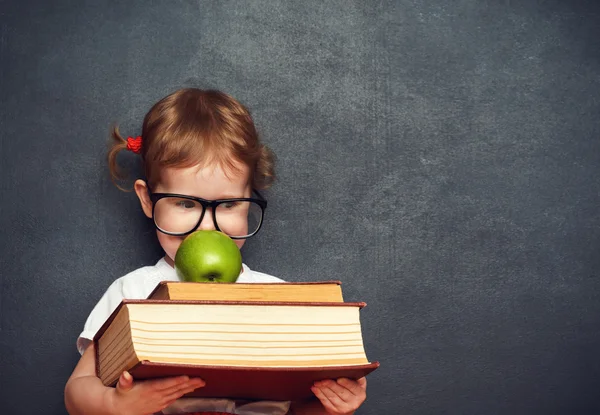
[125,360,380,401]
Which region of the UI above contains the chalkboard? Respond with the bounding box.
[1,1,600,414]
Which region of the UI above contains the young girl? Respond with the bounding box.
[64,88,367,415]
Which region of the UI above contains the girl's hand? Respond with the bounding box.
[108,370,206,415]
[310,377,367,415]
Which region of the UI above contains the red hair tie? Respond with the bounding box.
[126,136,142,154]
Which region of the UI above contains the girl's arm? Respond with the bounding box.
[64,344,205,415]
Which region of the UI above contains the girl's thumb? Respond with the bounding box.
[117,371,134,392]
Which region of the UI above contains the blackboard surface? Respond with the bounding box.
[1,1,600,414]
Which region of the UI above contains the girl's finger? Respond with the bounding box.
[317,380,353,402]
[159,378,205,395]
[159,377,205,396]
[314,383,349,410]
[149,375,191,391]
[162,378,205,400]
[117,371,134,392]
[311,386,336,411]
[337,377,367,397]
[162,384,199,403]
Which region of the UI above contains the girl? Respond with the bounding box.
[64,88,367,415]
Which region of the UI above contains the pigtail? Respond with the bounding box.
[107,124,133,192]
[254,144,276,190]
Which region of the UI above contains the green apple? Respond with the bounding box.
[174,230,242,283]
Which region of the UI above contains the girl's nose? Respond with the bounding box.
[196,209,217,231]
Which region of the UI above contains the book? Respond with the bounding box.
[148,280,344,302]
[94,299,379,401]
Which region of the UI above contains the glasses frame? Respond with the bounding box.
[148,189,267,239]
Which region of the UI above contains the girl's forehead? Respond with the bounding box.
[156,162,251,197]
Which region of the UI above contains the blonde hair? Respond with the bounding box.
[108,88,275,191]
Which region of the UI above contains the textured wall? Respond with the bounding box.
[1,1,600,414]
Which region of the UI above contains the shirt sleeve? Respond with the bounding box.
[76,278,125,355]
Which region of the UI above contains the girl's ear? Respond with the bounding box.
[134,179,153,219]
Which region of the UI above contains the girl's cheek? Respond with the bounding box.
[156,232,183,262]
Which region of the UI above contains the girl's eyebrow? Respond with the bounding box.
[213,194,248,199]
[170,192,248,200]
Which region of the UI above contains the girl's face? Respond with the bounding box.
[134,161,252,266]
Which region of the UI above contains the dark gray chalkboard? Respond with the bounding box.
[1,1,600,414]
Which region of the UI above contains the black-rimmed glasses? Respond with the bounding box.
[148,190,267,239]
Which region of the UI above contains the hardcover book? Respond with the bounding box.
[148,280,344,302]
[94,297,379,401]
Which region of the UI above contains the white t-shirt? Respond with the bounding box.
[78,258,291,415]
